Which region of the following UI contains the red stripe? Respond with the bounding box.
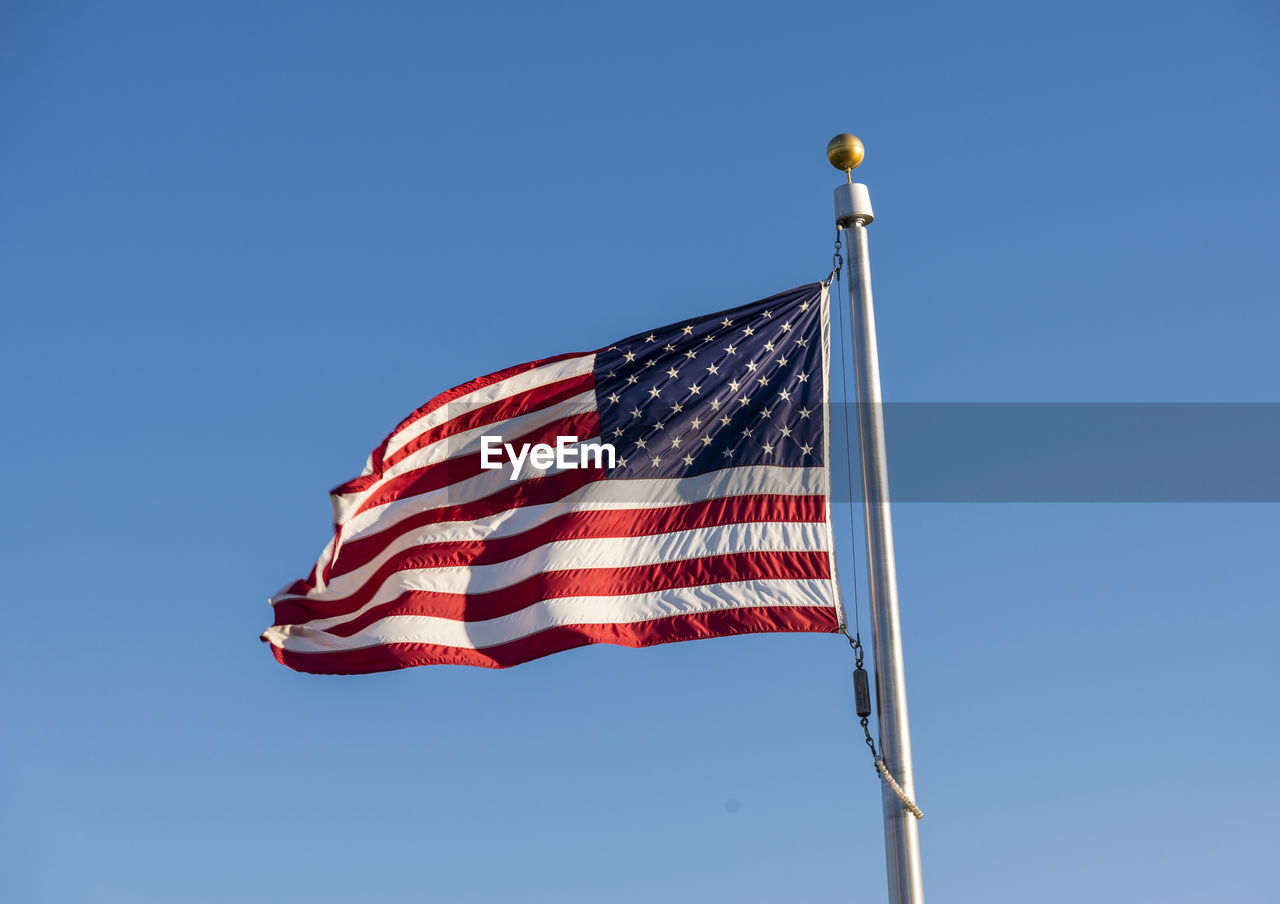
[348,411,601,519]
[323,468,607,584]
[273,549,831,630]
[364,352,590,476]
[320,491,823,589]
[266,605,840,673]
[335,371,596,495]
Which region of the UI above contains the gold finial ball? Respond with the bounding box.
[826,134,865,172]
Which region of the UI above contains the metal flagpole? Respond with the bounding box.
[827,135,925,904]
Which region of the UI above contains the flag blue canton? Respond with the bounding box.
[595,283,826,480]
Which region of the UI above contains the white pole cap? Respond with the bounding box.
[834,182,874,227]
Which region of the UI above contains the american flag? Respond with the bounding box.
[262,283,843,673]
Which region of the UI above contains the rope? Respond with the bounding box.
[876,758,924,820]
[831,227,923,824]
[831,227,862,638]
[829,226,921,824]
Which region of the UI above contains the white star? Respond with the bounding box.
[648,386,662,399]
[644,359,656,368]
[617,456,628,467]
[664,343,676,352]
[799,407,812,419]
[684,349,697,360]
[797,372,809,382]
[606,392,620,404]
[635,437,647,449]
[681,325,694,335]
[706,363,720,375]
[745,360,758,372]
[710,398,722,410]
[778,389,792,401]
[721,448,734,458]
[762,309,773,319]
[612,427,625,437]
[779,425,793,438]
[690,417,702,429]
[737,396,752,407]
[645,333,657,343]
[723,343,738,355]
[701,435,713,447]
[721,317,733,327]
[741,426,753,438]
[800,300,811,311]
[670,436,682,448]
[703,334,714,343]
[757,375,769,387]
[780,321,792,332]
[720,414,732,427]
[741,325,755,337]
[666,366,679,379]
[623,350,636,363]
[761,441,775,455]
[625,374,639,385]
[630,406,643,419]
[670,402,684,414]
[651,455,663,467]
[683,453,696,466]
[796,337,809,347]
[651,421,665,430]
[778,355,789,366]
[688,382,701,395]
[606,370,616,378]
[799,442,813,455]
[760,406,773,419]
[728,378,741,391]
[764,341,775,352]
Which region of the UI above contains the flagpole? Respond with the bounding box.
[828,135,925,904]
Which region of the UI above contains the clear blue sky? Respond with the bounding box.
[3,2,1277,901]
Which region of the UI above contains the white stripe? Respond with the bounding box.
[337,433,603,541]
[380,391,597,483]
[264,578,837,652]
[317,464,828,565]
[382,354,595,461]
[288,470,827,604]
[332,390,597,525]
[281,519,828,634]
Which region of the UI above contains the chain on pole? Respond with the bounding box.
[846,630,923,820]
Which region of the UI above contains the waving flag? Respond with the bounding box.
[262,284,843,673]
